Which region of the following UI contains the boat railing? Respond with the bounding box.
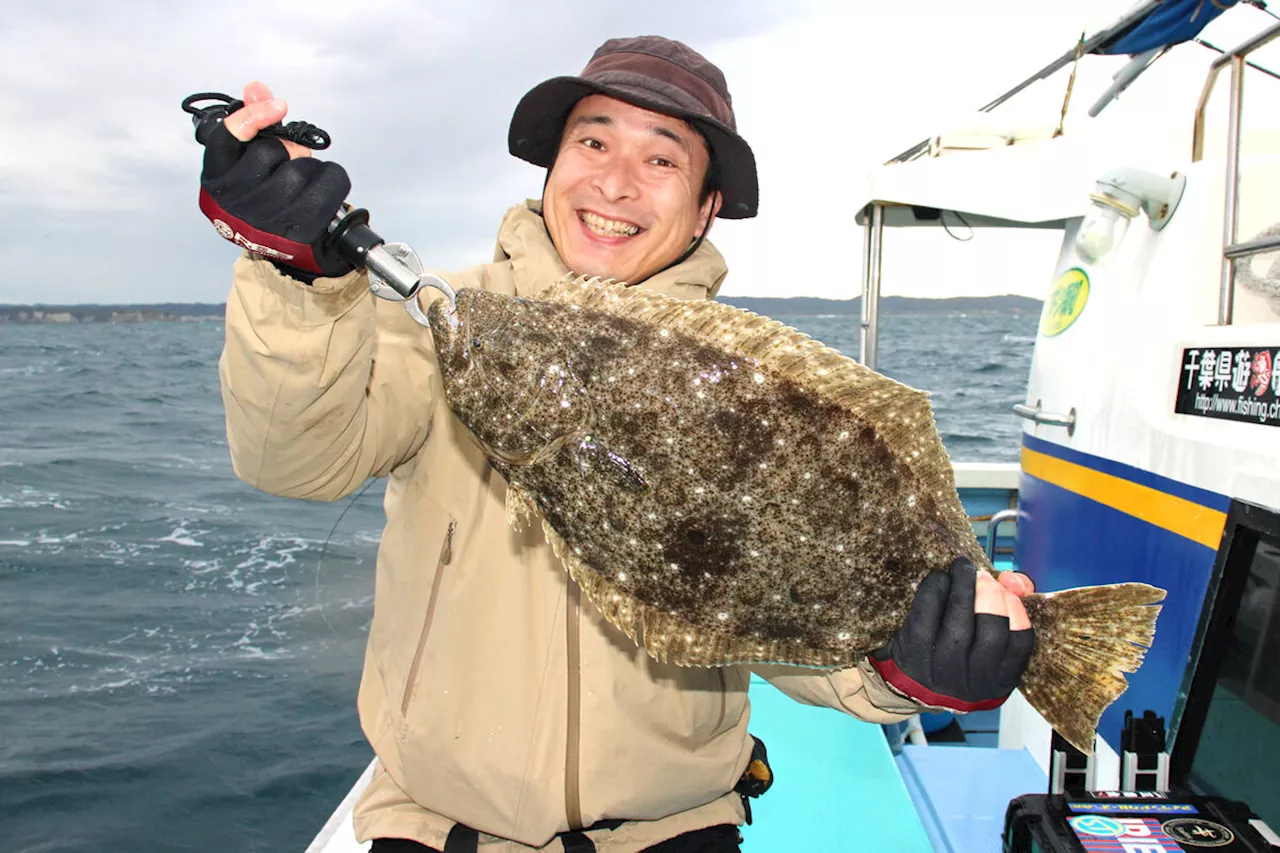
[1190,19,1280,325]
[858,204,884,370]
[985,508,1019,564]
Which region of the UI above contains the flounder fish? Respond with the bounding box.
[425,275,1165,753]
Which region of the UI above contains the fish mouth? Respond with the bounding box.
[578,210,644,241]
[426,294,461,348]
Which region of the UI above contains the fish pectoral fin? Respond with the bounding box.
[462,427,542,467]
[574,435,650,495]
[489,446,541,466]
[505,484,539,534]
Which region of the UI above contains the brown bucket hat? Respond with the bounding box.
[508,36,759,219]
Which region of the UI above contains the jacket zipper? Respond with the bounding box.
[401,519,455,718]
[714,669,727,732]
[565,579,584,831]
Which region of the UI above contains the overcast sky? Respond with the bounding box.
[4,0,1280,304]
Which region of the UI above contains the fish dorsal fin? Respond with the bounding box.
[538,275,986,568]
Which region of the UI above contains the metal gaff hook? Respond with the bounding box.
[364,242,456,327]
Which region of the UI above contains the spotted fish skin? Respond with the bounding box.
[429,280,984,667]
[427,276,1165,753]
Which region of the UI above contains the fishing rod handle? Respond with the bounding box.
[325,209,447,302]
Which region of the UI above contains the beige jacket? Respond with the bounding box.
[219,202,924,852]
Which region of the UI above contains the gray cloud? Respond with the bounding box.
[1,0,802,304]
[12,0,1245,304]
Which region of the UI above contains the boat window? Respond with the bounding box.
[1179,505,1280,827]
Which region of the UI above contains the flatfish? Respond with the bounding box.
[425,276,1165,752]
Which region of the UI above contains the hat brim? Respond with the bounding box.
[508,76,758,219]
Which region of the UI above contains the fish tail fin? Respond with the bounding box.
[1020,583,1166,754]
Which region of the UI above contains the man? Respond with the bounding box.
[199,36,1034,853]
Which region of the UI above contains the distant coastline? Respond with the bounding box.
[0,294,1042,324]
[0,304,225,325]
[718,294,1042,316]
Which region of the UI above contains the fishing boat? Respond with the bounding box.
[308,2,1280,849]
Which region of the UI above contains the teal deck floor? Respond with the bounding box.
[739,675,933,852]
[897,745,1047,853]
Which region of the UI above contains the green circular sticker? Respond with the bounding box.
[1041,268,1090,337]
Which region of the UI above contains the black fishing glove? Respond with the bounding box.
[198,120,353,281]
[869,558,1034,712]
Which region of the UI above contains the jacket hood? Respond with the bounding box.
[494,201,729,301]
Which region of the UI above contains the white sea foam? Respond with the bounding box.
[164,502,231,516]
[0,486,69,510]
[36,531,79,545]
[235,536,311,572]
[0,539,31,547]
[97,538,160,565]
[157,525,205,547]
[183,558,223,576]
[157,454,215,472]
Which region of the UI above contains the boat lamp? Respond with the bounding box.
[1074,167,1187,265]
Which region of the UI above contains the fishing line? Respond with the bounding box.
[1193,37,1280,81]
[313,477,379,634]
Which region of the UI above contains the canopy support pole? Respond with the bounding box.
[860,203,884,370]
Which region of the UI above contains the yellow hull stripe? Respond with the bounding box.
[1021,447,1227,550]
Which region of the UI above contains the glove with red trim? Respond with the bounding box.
[869,558,1034,712]
[198,120,353,280]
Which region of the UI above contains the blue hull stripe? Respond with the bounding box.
[1017,435,1226,751]
[1022,433,1231,513]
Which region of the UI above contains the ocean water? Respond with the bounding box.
[0,312,1037,852]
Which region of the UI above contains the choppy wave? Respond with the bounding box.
[0,486,70,510]
[1,313,1034,851]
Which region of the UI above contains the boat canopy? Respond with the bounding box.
[853,134,1122,229]
[1095,0,1239,56]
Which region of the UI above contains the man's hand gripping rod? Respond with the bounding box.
[182,93,455,322]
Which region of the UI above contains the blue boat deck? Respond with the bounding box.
[740,675,934,852]
[738,472,1045,851]
[741,676,1047,852]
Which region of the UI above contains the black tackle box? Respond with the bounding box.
[1003,790,1279,852]
[1003,503,1280,853]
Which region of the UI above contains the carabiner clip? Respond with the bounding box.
[181,92,331,150]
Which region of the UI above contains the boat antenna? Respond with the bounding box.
[888,0,1165,162]
[1193,37,1280,79]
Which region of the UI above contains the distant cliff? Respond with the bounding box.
[0,295,1042,324]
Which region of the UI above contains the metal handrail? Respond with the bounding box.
[985,508,1019,564]
[1224,233,1280,260]
[1190,20,1280,326]
[1191,21,1280,161]
[1013,400,1077,436]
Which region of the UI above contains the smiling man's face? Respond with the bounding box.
[542,94,720,285]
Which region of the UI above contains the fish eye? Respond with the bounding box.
[472,338,484,350]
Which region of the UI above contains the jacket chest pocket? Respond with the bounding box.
[644,664,749,746]
[398,517,455,722]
